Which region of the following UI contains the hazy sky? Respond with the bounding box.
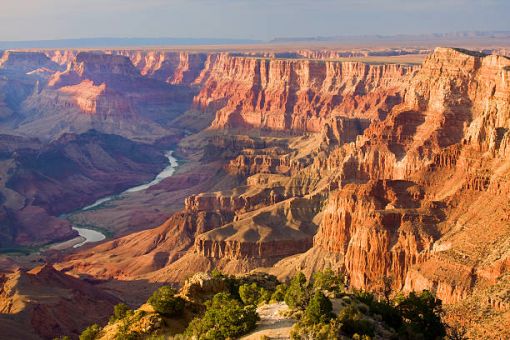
[0,0,508,41]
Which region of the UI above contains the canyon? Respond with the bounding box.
[0,45,509,338]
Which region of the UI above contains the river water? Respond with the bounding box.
[71,150,178,248]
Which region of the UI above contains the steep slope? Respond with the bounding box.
[0,130,168,248]
[119,50,209,85]
[271,48,510,337]
[194,54,417,132]
[0,51,61,74]
[0,264,119,340]
[18,52,193,141]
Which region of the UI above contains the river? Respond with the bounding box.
[71,150,178,248]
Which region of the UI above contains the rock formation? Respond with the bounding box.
[0,264,119,339]
[194,54,416,132]
[119,50,209,85]
[0,51,61,74]
[268,48,510,337]
[16,51,195,141]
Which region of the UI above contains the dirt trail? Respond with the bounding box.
[242,302,295,340]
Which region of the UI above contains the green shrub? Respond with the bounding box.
[291,317,342,340]
[239,283,261,305]
[353,290,402,330]
[305,291,333,324]
[312,269,344,295]
[271,283,288,302]
[259,287,272,304]
[284,272,310,309]
[211,268,223,278]
[239,282,271,306]
[395,290,446,339]
[185,292,259,340]
[147,286,185,316]
[291,288,336,339]
[338,305,375,337]
[110,303,132,323]
[79,324,101,340]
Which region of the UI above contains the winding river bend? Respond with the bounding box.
[71,150,178,248]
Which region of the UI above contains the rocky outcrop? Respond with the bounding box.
[227,151,294,177]
[194,54,416,132]
[45,49,78,65]
[0,264,119,340]
[178,272,229,304]
[314,180,440,290]
[120,51,209,85]
[293,48,510,310]
[321,116,371,146]
[19,51,193,140]
[0,51,61,74]
[200,134,270,161]
[193,195,322,261]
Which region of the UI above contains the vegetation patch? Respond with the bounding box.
[71,269,453,340]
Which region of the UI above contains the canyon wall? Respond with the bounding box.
[2,49,421,140]
[118,50,208,85]
[304,48,510,313]
[17,51,195,141]
[194,54,417,132]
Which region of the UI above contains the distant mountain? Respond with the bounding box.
[270,31,510,43]
[0,37,262,49]
[2,31,509,50]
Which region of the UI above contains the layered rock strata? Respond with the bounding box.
[283,48,510,315]
[18,52,194,141]
[194,54,416,132]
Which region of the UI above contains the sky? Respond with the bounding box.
[0,0,508,41]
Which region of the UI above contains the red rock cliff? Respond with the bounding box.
[307,48,510,314]
[194,54,417,132]
[119,51,208,85]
